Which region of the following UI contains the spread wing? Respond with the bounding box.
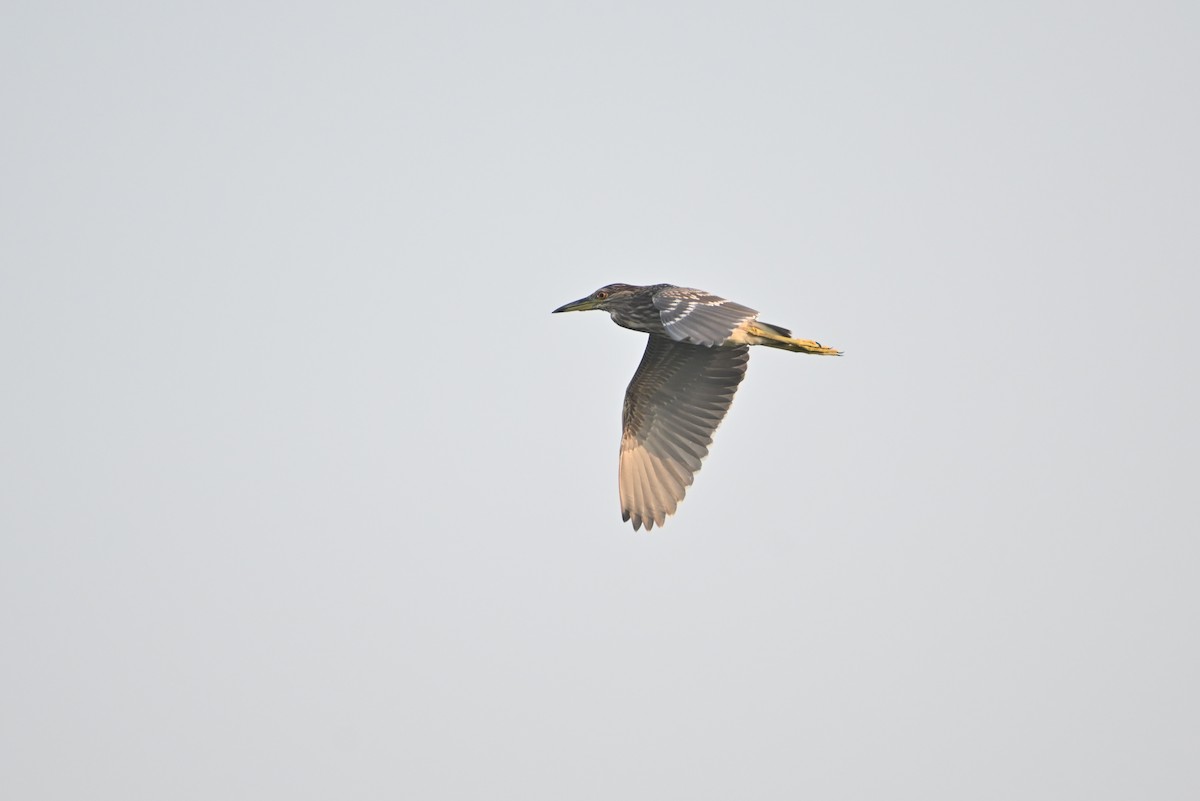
[619,335,749,531]
[652,286,759,347]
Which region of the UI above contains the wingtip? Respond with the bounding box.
[625,509,656,532]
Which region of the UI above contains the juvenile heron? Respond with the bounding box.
[553,283,840,531]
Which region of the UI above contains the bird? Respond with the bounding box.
[552,283,840,531]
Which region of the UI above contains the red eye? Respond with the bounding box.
[595,291,608,299]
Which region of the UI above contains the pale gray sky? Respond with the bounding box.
[2,1,1198,799]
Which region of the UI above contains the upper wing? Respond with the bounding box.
[619,335,749,531]
[652,286,759,346]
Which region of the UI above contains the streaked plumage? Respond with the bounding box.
[553,283,840,531]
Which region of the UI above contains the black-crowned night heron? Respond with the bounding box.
[553,283,841,531]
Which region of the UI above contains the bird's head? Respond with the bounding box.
[552,283,640,313]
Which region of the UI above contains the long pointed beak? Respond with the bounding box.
[552,296,598,313]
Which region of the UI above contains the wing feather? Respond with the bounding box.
[619,335,749,530]
[652,287,759,346]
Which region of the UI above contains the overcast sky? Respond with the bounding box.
[3,2,1198,799]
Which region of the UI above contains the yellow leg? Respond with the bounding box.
[785,337,842,356]
[743,324,843,356]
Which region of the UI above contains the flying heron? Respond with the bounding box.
[553,283,840,531]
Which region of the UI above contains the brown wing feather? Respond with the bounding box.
[652,287,759,346]
[619,335,749,530]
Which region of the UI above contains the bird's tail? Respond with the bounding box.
[745,322,842,356]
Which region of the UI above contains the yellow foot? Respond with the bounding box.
[789,338,842,356]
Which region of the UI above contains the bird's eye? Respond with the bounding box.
[594,291,608,300]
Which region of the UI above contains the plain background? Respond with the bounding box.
[3,1,1197,798]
